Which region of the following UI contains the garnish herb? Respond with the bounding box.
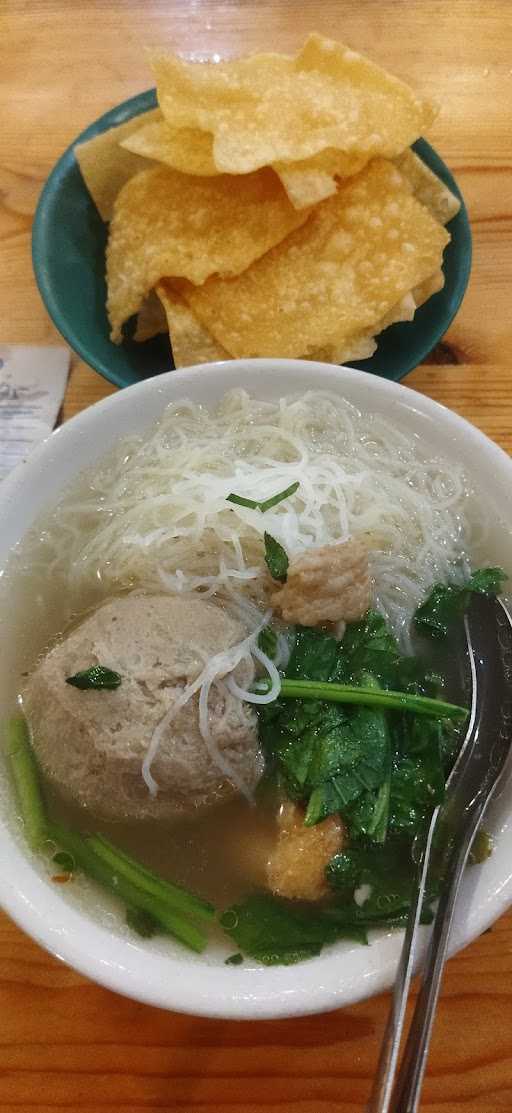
[258,481,300,513]
[66,665,122,690]
[264,531,289,582]
[414,566,506,638]
[227,481,299,514]
[225,952,244,965]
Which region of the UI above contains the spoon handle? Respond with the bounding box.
[391,787,493,1112]
[366,807,440,1113]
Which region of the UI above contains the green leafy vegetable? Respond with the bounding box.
[286,626,338,681]
[259,659,392,827]
[4,716,47,850]
[255,607,473,958]
[220,893,365,965]
[468,567,506,594]
[4,717,213,954]
[414,566,506,638]
[87,833,214,923]
[387,717,445,839]
[126,907,159,938]
[469,829,493,864]
[344,764,392,844]
[47,822,209,953]
[66,665,122,690]
[258,626,278,660]
[275,678,467,720]
[333,611,400,686]
[264,531,289,582]
[259,616,466,838]
[225,952,244,965]
[251,576,498,963]
[304,685,392,828]
[325,844,436,928]
[53,850,75,873]
[227,481,300,513]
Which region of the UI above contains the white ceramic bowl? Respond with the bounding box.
[1,358,512,1020]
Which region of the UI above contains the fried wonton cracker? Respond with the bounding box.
[159,275,423,368]
[156,281,228,366]
[122,118,368,208]
[75,108,161,221]
[106,164,309,342]
[274,149,369,209]
[133,288,168,341]
[121,119,219,177]
[412,268,445,306]
[153,33,436,175]
[394,149,461,224]
[181,159,449,359]
[308,290,417,364]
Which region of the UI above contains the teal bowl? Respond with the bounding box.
[32,88,472,389]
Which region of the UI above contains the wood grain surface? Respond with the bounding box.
[1,1,512,1109]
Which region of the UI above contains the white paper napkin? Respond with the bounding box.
[0,344,70,482]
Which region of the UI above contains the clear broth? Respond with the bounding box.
[1,473,512,920]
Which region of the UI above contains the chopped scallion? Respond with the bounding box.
[226,481,299,514]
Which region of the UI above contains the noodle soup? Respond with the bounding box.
[1,378,511,978]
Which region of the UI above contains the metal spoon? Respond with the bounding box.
[369,593,512,1113]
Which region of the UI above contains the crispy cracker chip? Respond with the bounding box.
[394,149,461,224]
[121,118,367,208]
[121,119,219,177]
[154,33,436,174]
[274,149,369,209]
[308,333,378,364]
[159,277,423,369]
[309,290,417,364]
[156,281,228,366]
[75,108,161,221]
[106,164,308,342]
[412,268,445,306]
[133,288,168,341]
[181,159,449,359]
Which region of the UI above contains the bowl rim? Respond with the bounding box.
[31,88,472,389]
[1,357,510,1019]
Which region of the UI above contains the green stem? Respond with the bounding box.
[4,717,47,850]
[87,834,214,922]
[275,680,468,720]
[47,823,207,953]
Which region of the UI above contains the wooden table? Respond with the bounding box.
[2,1,512,1109]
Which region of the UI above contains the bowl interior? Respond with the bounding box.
[1,359,510,1020]
[32,90,472,389]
